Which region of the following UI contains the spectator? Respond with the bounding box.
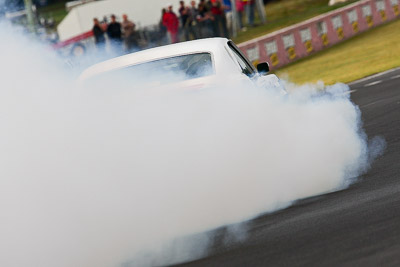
[236,0,245,30]
[220,0,230,37]
[189,0,200,39]
[197,0,205,38]
[210,0,221,36]
[158,8,169,45]
[222,0,233,34]
[107,14,122,51]
[92,18,105,49]
[179,1,197,41]
[121,14,137,52]
[211,0,229,38]
[197,0,214,37]
[243,0,255,27]
[162,4,180,43]
[205,0,213,10]
[179,1,189,39]
[199,0,207,9]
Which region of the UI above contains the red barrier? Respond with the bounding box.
[238,0,400,70]
[52,31,94,49]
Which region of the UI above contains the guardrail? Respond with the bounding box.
[238,0,399,70]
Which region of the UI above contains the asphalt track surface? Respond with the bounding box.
[175,68,400,267]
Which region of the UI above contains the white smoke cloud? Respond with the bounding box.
[0,23,384,267]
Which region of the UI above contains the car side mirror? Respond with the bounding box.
[257,62,270,75]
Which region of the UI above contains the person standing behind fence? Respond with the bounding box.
[189,1,200,39]
[107,15,122,52]
[197,0,214,37]
[196,1,206,38]
[121,14,137,52]
[92,18,105,50]
[236,0,245,30]
[211,0,229,38]
[179,1,197,41]
[179,1,189,40]
[158,9,169,45]
[163,4,180,43]
[222,0,233,35]
[243,0,255,27]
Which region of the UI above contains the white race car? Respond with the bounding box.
[79,38,284,93]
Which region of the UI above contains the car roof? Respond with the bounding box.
[79,38,230,81]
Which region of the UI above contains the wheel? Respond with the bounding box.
[70,43,86,57]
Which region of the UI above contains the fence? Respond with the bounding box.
[238,0,400,70]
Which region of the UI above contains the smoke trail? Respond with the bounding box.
[0,23,384,266]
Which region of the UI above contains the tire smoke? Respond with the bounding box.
[0,24,383,266]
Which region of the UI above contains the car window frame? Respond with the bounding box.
[227,41,257,77]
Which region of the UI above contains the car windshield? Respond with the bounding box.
[86,52,215,88]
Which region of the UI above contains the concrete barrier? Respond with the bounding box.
[238,0,400,70]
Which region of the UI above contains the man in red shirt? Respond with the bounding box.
[162,4,180,43]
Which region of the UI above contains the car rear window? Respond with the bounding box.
[86,52,215,88]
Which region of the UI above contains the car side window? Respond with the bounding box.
[227,42,255,77]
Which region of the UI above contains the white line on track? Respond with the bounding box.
[390,74,400,79]
[364,80,382,87]
[338,89,357,96]
[348,67,400,85]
